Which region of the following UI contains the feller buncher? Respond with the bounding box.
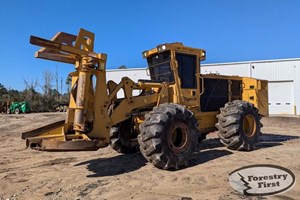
[22,29,268,170]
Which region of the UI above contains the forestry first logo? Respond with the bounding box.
[229,164,295,196]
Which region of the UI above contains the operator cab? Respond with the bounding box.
[142,43,206,106]
[143,43,205,86]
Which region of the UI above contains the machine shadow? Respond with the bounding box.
[199,138,224,150]
[200,132,300,150]
[75,133,299,176]
[75,153,146,177]
[190,149,233,167]
[257,133,300,149]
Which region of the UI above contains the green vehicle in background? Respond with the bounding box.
[7,102,30,114]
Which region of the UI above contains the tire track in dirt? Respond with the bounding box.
[0,114,299,200]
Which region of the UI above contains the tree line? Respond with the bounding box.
[0,70,71,112]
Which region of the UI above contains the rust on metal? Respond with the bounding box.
[29,139,102,151]
[167,122,191,154]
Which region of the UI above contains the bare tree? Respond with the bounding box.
[42,70,53,96]
[66,76,72,94]
[60,76,63,98]
[55,66,59,100]
[24,77,39,91]
[23,77,39,100]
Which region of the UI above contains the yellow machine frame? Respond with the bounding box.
[22,29,268,151]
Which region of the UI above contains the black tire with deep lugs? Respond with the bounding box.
[215,100,262,151]
[110,119,139,153]
[138,103,199,170]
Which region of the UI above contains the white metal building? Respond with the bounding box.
[107,58,300,116]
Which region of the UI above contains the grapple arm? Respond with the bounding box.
[23,29,109,151]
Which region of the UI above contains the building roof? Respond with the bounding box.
[107,57,300,71]
[203,57,300,66]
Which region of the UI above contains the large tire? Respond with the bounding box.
[216,100,262,151]
[110,119,139,153]
[138,103,199,170]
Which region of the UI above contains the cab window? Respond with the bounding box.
[176,53,197,88]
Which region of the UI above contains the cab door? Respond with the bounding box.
[175,53,200,107]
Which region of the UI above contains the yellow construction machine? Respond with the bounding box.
[22,29,268,170]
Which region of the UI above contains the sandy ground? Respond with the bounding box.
[0,112,299,200]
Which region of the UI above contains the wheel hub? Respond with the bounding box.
[242,114,257,137]
[167,122,190,154]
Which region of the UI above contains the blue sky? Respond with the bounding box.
[0,0,299,92]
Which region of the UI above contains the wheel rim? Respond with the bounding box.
[242,114,257,137]
[167,122,190,154]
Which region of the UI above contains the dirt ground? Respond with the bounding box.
[0,113,299,200]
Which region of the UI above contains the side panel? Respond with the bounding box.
[196,75,269,131]
[200,78,229,112]
[199,77,242,112]
[242,77,269,116]
[196,76,243,131]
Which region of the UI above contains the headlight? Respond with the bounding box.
[157,44,167,52]
[201,51,206,57]
[142,51,148,58]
